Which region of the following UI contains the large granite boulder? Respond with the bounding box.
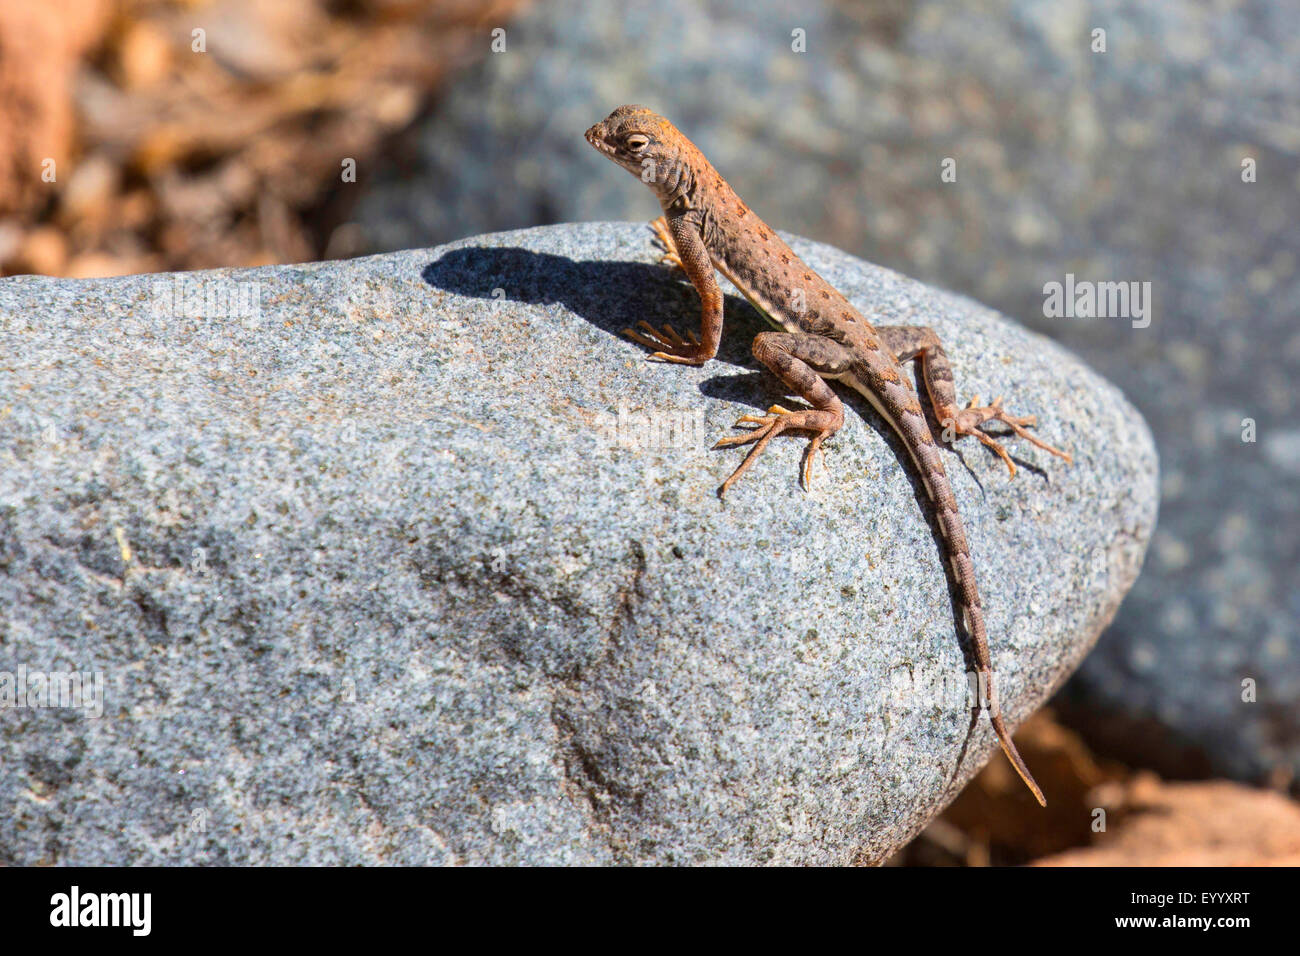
[0,223,1155,864]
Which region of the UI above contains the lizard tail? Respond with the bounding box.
[957,532,1047,807]
[884,389,1047,806]
[992,704,1047,807]
[962,568,1047,807]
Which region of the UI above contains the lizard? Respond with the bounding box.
[585,105,1072,806]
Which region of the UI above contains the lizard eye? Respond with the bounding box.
[625,134,649,152]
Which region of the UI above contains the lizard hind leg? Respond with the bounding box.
[715,332,849,496]
[876,325,1072,479]
[951,396,1071,479]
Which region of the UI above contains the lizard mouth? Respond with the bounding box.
[585,124,614,155]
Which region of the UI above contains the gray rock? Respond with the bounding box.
[351,0,1300,787]
[0,223,1155,865]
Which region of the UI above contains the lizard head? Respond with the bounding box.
[586,105,694,203]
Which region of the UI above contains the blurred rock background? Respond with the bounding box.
[2,0,1296,865]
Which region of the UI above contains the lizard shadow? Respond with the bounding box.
[420,246,761,373]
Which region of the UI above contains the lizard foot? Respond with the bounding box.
[622,320,708,365]
[714,404,837,496]
[946,395,1072,479]
[649,216,685,272]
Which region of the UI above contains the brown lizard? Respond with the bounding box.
[586,105,1074,806]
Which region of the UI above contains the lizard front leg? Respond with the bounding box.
[878,325,1072,479]
[623,213,721,365]
[648,215,685,272]
[715,332,849,496]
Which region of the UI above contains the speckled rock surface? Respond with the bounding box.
[0,223,1155,865]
